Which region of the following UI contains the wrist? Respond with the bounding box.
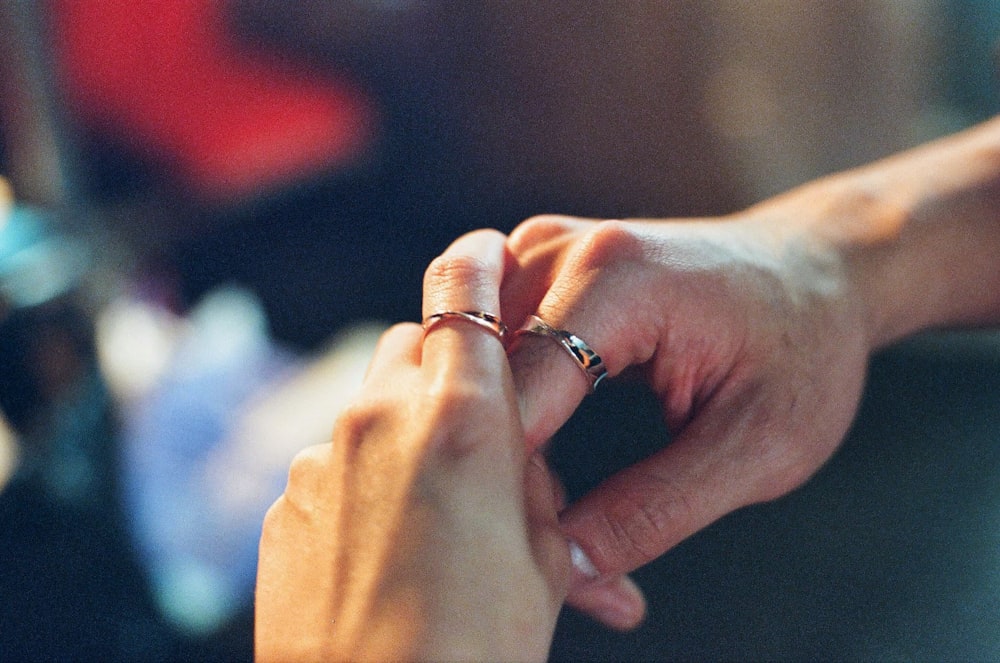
[793,172,926,351]
[752,118,1000,351]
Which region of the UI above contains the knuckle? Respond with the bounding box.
[608,507,669,565]
[423,373,489,422]
[419,374,501,458]
[281,443,335,509]
[330,400,384,449]
[596,473,695,569]
[569,219,645,273]
[260,494,289,534]
[286,443,331,486]
[508,214,583,253]
[423,253,492,293]
[380,321,421,344]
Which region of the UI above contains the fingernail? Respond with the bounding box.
[568,540,599,585]
[588,578,647,631]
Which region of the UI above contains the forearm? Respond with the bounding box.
[756,116,1000,350]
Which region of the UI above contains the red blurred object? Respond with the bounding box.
[48,0,376,203]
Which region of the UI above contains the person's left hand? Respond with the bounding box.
[255,230,570,662]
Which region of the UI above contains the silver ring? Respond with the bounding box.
[511,314,607,393]
[422,310,507,343]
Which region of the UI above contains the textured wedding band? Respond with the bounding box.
[513,314,607,392]
[422,310,507,343]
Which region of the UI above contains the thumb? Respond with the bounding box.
[559,391,779,585]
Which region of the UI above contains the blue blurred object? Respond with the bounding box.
[119,287,300,635]
[0,203,98,493]
[0,206,89,310]
[0,204,186,661]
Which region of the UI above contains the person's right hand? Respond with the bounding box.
[502,115,1000,630]
[500,203,874,629]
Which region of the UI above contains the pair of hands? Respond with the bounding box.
[256,194,875,660]
[254,116,1000,661]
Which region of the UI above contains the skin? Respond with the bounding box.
[255,230,569,662]
[501,116,1000,628]
[255,116,1000,657]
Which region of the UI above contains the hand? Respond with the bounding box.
[255,230,570,662]
[501,209,872,627]
[500,118,1000,630]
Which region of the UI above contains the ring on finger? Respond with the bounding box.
[422,310,507,344]
[511,314,607,393]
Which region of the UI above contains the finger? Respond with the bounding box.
[557,392,766,582]
[525,452,646,631]
[523,453,571,607]
[566,574,647,632]
[421,228,509,378]
[362,322,423,383]
[501,215,596,326]
[506,220,663,449]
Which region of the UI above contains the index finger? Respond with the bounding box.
[421,228,510,377]
[504,220,660,449]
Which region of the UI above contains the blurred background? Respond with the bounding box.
[1,1,999,661]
